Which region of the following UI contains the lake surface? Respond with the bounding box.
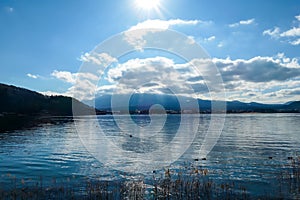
[1,113,300,198]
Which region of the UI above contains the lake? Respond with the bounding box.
[1,113,300,199]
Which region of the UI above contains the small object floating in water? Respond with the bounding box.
[194,158,199,161]
[153,170,156,173]
[202,158,207,160]
[165,169,171,177]
[129,135,132,138]
[288,157,293,160]
[268,156,273,159]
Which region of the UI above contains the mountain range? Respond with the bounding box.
[95,93,300,114]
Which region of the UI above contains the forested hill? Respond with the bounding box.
[0,83,95,116]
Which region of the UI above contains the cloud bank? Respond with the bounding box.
[51,52,300,103]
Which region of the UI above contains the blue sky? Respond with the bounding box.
[1,0,300,103]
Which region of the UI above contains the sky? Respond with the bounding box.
[1,0,300,103]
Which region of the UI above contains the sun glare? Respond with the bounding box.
[135,0,160,10]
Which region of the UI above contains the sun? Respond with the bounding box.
[135,0,160,10]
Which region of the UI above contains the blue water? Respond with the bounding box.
[0,113,300,198]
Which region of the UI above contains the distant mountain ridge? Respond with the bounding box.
[95,94,300,113]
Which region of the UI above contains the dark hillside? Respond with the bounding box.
[0,83,97,131]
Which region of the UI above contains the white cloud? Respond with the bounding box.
[106,57,190,94]
[217,42,224,48]
[214,55,300,83]
[77,72,98,81]
[67,79,97,101]
[51,70,77,84]
[97,57,224,106]
[50,70,101,100]
[79,52,117,66]
[268,88,300,97]
[51,70,98,83]
[280,27,300,37]
[128,19,203,31]
[263,27,280,38]
[212,55,300,103]
[240,18,255,25]
[27,73,38,79]
[267,26,300,45]
[96,84,116,94]
[223,80,300,104]
[204,36,216,42]
[264,88,300,103]
[186,36,196,44]
[229,23,238,28]
[41,79,98,101]
[290,38,300,45]
[229,18,255,27]
[41,91,71,97]
[263,15,300,45]
[124,19,207,50]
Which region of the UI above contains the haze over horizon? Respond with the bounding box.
[1,0,300,104]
